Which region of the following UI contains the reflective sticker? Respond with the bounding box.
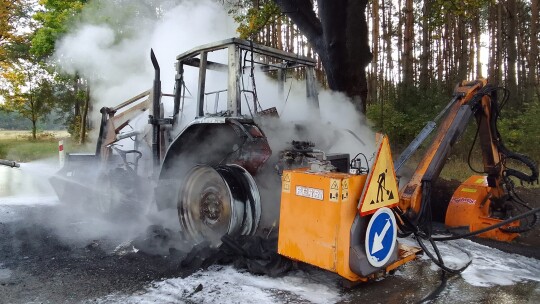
[329,178,340,202]
[451,197,476,205]
[475,178,485,184]
[461,188,477,193]
[295,186,324,201]
[282,172,291,193]
[341,179,349,201]
[365,207,397,267]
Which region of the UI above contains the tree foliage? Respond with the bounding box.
[0,0,35,63]
[0,0,538,160]
[31,0,87,59]
[230,1,280,39]
[0,60,55,139]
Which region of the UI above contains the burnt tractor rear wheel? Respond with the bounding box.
[178,164,261,246]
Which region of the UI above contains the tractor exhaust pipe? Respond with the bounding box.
[150,49,161,170]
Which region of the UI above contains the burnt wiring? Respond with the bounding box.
[241,50,254,117]
[350,152,369,174]
[249,41,262,112]
[279,76,293,117]
[240,46,264,118]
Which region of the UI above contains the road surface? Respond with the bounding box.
[0,163,539,303]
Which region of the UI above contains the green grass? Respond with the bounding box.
[0,139,60,162]
[0,131,73,162]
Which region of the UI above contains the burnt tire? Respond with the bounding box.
[177,164,261,246]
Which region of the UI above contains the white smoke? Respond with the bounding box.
[55,0,236,113]
[54,0,375,155]
[47,0,377,251]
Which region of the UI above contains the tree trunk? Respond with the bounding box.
[79,83,89,144]
[276,16,283,50]
[488,3,496,82]
[468,21,475,80]
[397,0,403,84]
[384,1,394,85]
[528,0,538,100]
[437,37,443,84]
[419,0,431,89]
[454,16,468,84]
[32,119,37,140]
[274,0,372,114]
[474,16,482,78]
[370,0,380,105]
[444,16,452,89]
[402,0,414,85]
[496,2,504,84]
[73,77,80,118]
[506,0,518,102]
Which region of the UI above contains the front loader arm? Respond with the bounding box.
[96,90,152,160]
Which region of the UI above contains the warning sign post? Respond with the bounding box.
[358,135,399,215]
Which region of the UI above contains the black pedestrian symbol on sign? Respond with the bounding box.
[341,180,349,200]
[371,169,394,204]
[329,180,339,201]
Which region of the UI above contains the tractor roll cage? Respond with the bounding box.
[172,38,319,120]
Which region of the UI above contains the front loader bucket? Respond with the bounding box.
[50,152,153,217]
[49,153,100,205]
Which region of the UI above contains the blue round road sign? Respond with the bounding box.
[365,207,397,267]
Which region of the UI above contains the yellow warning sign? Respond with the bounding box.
[282,172,291,193]
[341,179,349,201]
[329,178,340,202]
[358,135,399,215]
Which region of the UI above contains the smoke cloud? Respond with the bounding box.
[55,0,236,115]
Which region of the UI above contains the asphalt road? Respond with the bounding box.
[0,165,539,303]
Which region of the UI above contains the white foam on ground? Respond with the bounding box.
[407,237,540,287]
[0,196,59,206]
[98,238,539,303]
[0,263,12,280]
[1,161,59,198]
[99,265,342,304]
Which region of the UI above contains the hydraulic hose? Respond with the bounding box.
[0,159,20,168]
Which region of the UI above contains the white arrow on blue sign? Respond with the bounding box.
[365,207,397,267]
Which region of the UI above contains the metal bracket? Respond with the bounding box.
[148,115,174,126]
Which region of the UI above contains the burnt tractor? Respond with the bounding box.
[51,39,538,284]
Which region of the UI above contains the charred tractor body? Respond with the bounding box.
[51,39,538,284]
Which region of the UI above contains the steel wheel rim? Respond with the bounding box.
[178,164,261,246]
